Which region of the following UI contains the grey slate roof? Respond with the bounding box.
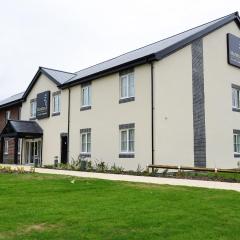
[1,11,240,105]
[10,120,43,135]
[0,92,24,107]
[62,11,239,86]
[41,67,76,84]
[0,120,43,137]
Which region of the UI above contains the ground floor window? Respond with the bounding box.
[234,131,240,154]
[4,139,8,154]
[18,139,22,154]
[80,129,91,155]
[25,140,41,165]
[119,123,135,157]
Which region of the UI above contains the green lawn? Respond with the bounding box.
[0,174,240,240]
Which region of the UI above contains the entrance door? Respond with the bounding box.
[26,140,41,165]
[61,135,68,164]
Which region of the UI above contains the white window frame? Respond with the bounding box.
[53,93,61,114]
[120,71,134,99]
[120,128,135,154]
[81,132,91,153]
[4,139,8,154]
[234,133,240,154]
[81,85,91,107]
[5,111,11,121]
[232,87,240,110]
[30,99,37,118]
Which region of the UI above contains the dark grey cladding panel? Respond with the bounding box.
[80,128,91,134]
[119,123,135,130]
[192,39,206,167]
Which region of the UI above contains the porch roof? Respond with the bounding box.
[0,120,43,138]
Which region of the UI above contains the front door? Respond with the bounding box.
[26,140,41,165]
[61,135,68,164]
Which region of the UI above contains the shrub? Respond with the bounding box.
[110,164,124,174]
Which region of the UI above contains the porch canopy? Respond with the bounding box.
[0,120,43,138]
[0,120,43,164]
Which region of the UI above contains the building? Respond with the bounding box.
[0,92,24,164]
[1,12,240,170]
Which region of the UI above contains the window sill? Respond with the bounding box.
[79,153,91,158]
[234,153,240,158]
[119,97,135,104]
[29,117,36,120]
[52,112,60,117]
[80,106,91,111]
[232,108,240,112]
[119,153,135,158]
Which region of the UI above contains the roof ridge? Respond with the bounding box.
[73,11,238,75]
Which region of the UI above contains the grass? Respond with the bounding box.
[0,173,240,240]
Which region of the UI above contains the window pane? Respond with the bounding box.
[87,133,91,153]
[121,130,128,152]
[88,86,91,105]
[82,134,87,152]
[4,140,8,153]
[237,135,240,153]
[232,89,236,107]
[128,73,134,97]
[18,139,22,154]
[129,129,135,152]
[238,90,240,109]
[82,88,87,106]
[121,76,128,98]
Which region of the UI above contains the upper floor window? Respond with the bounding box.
[81,84,91,108]
[5,111,11,122]
[120,70,134,100]
[52,92,61,115]
[30,99,37,119]
[232,85,240,111]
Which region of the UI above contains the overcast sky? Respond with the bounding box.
[0,0,239,100]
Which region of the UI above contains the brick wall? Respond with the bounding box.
[0,105,21,163]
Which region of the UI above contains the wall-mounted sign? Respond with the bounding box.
[36,91,50,119]
[227,33,240,68]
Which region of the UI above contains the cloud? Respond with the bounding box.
[0,0,239,100]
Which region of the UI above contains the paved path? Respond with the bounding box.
[35,168,240,192]
[1,164,240,192]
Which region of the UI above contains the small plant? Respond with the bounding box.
[136,164,144,175]
[96,161,108,172]
[110,164,124,174]
[86,160,93,171]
